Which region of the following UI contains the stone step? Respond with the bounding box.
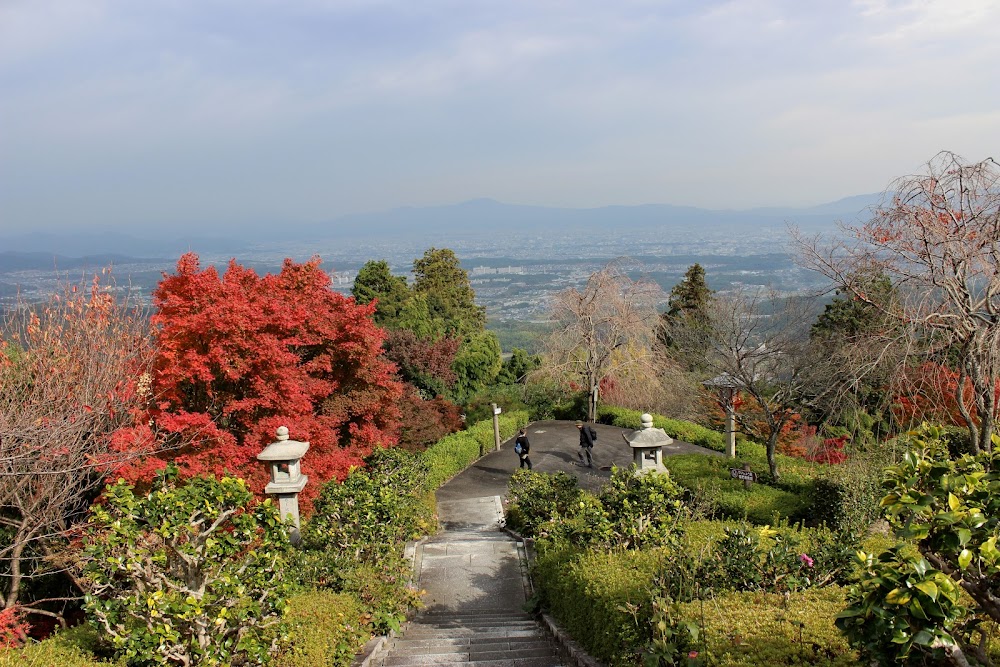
[381,656,564,667]
[407,619,539,629]
[390,637,554,652]
[385,645,559,660]
[406,622,539,632]
[417,612,535,621]
[400,627,543,640]
[429,531,512,541]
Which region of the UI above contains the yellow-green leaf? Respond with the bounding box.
[885,588,912,605]
[914,580,938,601]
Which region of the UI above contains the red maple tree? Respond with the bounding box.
[113,253,403,510]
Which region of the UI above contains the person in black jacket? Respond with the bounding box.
[514,428,532,469]
[576,420,594,467]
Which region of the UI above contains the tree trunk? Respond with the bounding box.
[766,432,780,480]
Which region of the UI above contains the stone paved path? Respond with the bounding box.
[371,495,566,666]
[369,420,720,666]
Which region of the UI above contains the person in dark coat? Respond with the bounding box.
[575,420,594,467]
[514,427,532,469]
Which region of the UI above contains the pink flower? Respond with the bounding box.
[688,651,699,659]
[799,553,814,568]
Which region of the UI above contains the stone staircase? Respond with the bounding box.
[377,610,564,666]
[368,497,567,667]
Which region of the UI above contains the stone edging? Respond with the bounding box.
[502,526,605,667]
[350,537,428,667]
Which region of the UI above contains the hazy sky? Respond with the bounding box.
[2,0,999,233]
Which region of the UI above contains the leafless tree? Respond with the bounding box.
[685,289,826,478]
[0,276,160,624]
[540,261,665,421]
[794,151,1000,451]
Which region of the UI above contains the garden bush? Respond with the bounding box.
[274,590,369,667]
[505,470,582,537]
[81,467,292,667]
[533,544,666,666]
[674,587,858,666]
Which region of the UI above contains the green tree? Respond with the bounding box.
[352,260,410,328]
[452,330,502,400]
[497,348,541,385]
[412,248,486,337]
[661,263,714,370]
[808,274,899,440]
[82,467,292,666]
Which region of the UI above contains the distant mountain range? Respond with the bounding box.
[0,194,882,257]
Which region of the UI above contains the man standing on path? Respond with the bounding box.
[515,427,532,470]
[575,420,594,467]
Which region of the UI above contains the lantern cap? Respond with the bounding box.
[257,427,310,461]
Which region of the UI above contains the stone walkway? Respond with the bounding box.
[369,495,566,666]
[366,420,720,666]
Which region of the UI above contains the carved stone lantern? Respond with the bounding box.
[703,373,741,459]
[622,413,672,475]
[257,426,309,544]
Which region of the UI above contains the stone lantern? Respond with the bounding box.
[703,373,741,459]
[257,426,309,544]
[622,413,672,475]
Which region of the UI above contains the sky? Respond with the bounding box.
[2,0,999,234]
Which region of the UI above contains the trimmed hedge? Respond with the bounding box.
[676,588,857,666]
[664,454,811,525]
[421,410,529,491]
[598,405,726,452]
[533,544,665,666]
[275,590,370,667]
[599,406,894,534]
[533,540,860,666]
[0,627,115,667]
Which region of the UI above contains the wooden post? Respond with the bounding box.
[742,462,752,491]
[491,403,502,452]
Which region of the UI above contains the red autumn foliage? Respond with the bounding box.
[779,424,849,464]
[395,388,463,452]
[0,607,28,648]
[113,253,404,511]
[383,329,460,394]
[806,435,849,465]
[893,361,1000,430]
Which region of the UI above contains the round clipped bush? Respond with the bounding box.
[82,466,292,666]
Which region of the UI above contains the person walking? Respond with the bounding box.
[514,427,532,470]
[575,420,595,467]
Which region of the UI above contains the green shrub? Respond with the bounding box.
[598,467,685,549]
[533,544,666,666]
[275,590,369,667]
[505,470,582,537]
[0,632,116,667]
[675,587,858,666]
[304,448,434,565]
[82,468,292,667]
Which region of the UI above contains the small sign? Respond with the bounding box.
[493,406,502,415]
[729,467,756,483]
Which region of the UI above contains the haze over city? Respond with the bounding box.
[3,0,999,237]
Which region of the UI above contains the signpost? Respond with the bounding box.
[729,463,755,490]
[491,403,502,452]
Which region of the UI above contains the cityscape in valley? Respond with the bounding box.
[0,196,853,323]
